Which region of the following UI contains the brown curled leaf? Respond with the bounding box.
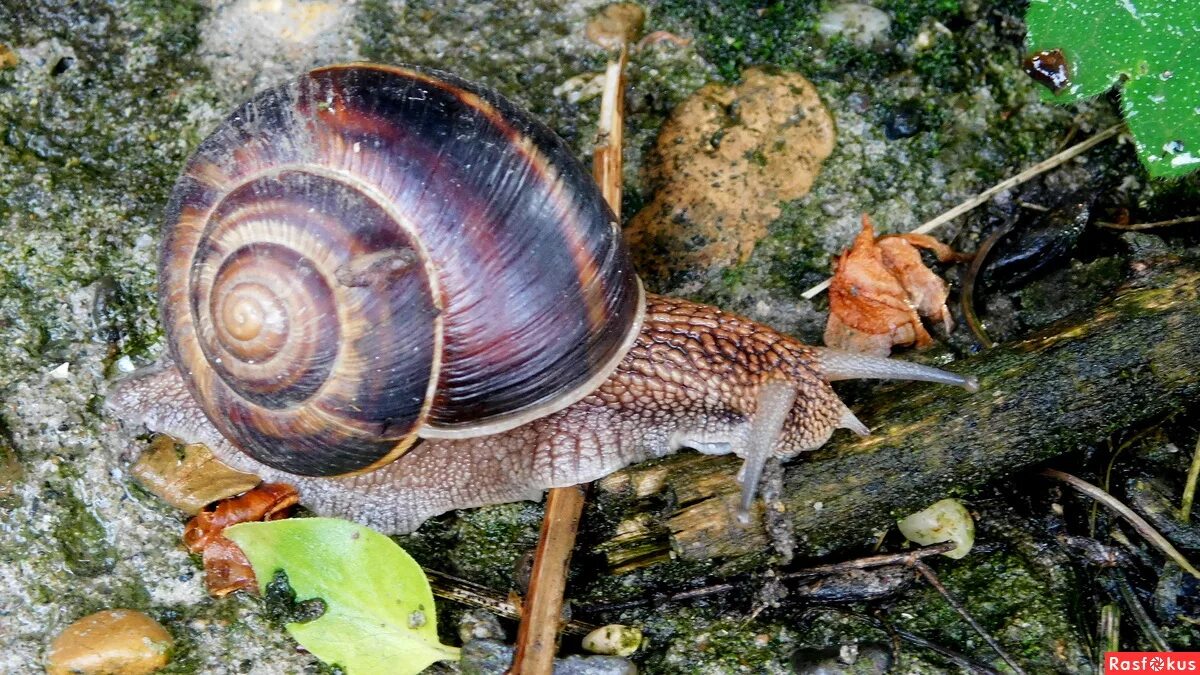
[824,215,969,356]
[183,483,299,597]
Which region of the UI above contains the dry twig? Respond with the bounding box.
[427,569,598,636]
[914,561,1027,675]
[583,543,955,613]
[859,611,1001,674]
[1097,603,1120,674]
[783,542,956,578]
[510,48,628,675]
[1098,214,1200,231]
[1041,468,1200,578]
[1111,570,1171,653]
[1181,435,1200,524]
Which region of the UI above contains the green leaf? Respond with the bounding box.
[1025,0,1200,178]
[225,518,460,675]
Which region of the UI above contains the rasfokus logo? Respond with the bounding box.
[1105,653,1200,673]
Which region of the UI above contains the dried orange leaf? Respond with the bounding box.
[824,215,966,356]
[183,483,299,596]
[876,237,952,333]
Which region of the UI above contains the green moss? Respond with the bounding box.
[820,36,902,80]
[649,0,822,81]
[887,506,1092,672]
[0,0,215,380]
[911,37,969,88]
[350,0,607,148]
[50,483,117,577]
[354,0,403,63]
[446,503,543,591]
[762,201,828,292]
[882,0,964,39]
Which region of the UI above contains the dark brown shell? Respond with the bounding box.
[161,64,643,476]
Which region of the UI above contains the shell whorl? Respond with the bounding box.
[161,64,642,476]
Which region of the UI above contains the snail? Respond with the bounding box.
[108,64,978,534]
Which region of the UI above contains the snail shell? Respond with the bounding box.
[161,64,644,477]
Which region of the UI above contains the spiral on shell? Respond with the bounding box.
[161,64,643,476]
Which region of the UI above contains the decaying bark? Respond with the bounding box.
[594,258,1200,569]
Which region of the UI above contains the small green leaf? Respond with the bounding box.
[1026,0,1200,178]
[225,518,460,675]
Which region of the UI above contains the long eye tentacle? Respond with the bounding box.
[813,347,979,392]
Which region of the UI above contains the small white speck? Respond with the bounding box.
[812,501,824,511]
[353,141,361,153]
[49,362,70,380]
[1164,140,1186,154]
[1171,152,1200,167]
[408,610,426,628]
[115,356,135,373]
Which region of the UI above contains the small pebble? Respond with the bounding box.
[48,362,70,380]
[792,643,891,674]
[883,101,924,140]
[458,609,506,643]
[582,623,642,656]
[115,355,136,373]
[46,609,173,675]
[897,497,975,559]
[817,3,892,47]
[0,44,17,69]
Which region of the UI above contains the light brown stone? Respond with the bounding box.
[46,609,173,675]
[627,69,835,283]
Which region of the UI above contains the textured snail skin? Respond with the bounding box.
[109,294,978,533]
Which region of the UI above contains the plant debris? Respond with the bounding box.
[132,434,261,515]
[824,215,970,356]
[182,482,299,596]
[585,3,645,49]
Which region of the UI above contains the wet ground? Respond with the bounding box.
[1,0,1197,672]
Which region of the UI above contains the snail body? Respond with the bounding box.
[109,64,976,532]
